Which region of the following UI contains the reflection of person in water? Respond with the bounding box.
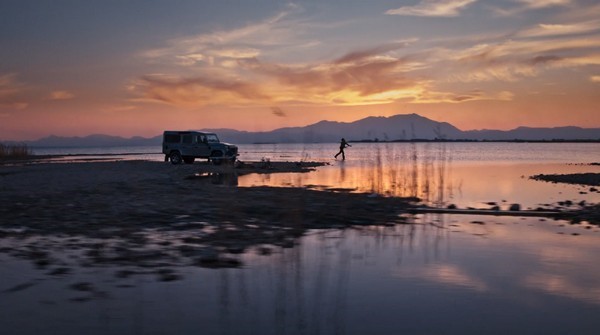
[334,138,351,160]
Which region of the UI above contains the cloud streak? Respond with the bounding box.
[517,20,600,38]
[386,0,477,17]
[493,0,572,16]
[515,0,571,9]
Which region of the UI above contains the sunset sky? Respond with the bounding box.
[1,0,599,140]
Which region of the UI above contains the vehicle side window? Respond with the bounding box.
[182,134,193,144]
[199,135,207,143]
[164,134,180,143]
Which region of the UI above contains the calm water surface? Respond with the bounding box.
[2,215,599,334]
[4,142,598,334]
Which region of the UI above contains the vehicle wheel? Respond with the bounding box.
[210,151,223,165]
[169,151,182,165]
[183,157,195,164]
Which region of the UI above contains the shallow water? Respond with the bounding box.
[236,142,600,209]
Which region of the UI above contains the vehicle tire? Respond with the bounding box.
[210,151,223,165]
[183,157,195,164]
[169,151,182,165]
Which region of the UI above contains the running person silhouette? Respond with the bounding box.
[334,138,351,160]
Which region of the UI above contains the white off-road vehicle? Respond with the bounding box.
[162,131,238,165]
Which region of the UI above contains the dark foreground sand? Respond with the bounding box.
[1,159,598,279]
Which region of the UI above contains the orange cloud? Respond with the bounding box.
[134,44,435,107]
[247,54,418,97]
[131,74,271,107]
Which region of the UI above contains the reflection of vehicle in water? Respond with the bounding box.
[162,131,238,165]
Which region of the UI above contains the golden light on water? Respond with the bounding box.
[239,150,600,210]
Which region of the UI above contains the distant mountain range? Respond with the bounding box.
[16,114,600,147]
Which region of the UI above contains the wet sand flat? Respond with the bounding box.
[0,160,418,270]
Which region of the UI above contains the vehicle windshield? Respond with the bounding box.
[206,134,219,143]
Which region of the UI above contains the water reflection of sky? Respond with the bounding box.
[223,217,600,334]
[3,214,599,334]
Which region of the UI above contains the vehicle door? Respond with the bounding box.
[194,134,211,157]
[181,134,210,157]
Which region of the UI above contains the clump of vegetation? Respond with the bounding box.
[0,143,32,159]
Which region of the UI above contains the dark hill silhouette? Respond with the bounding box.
[204,114,464,143]
[18,114,600,147]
